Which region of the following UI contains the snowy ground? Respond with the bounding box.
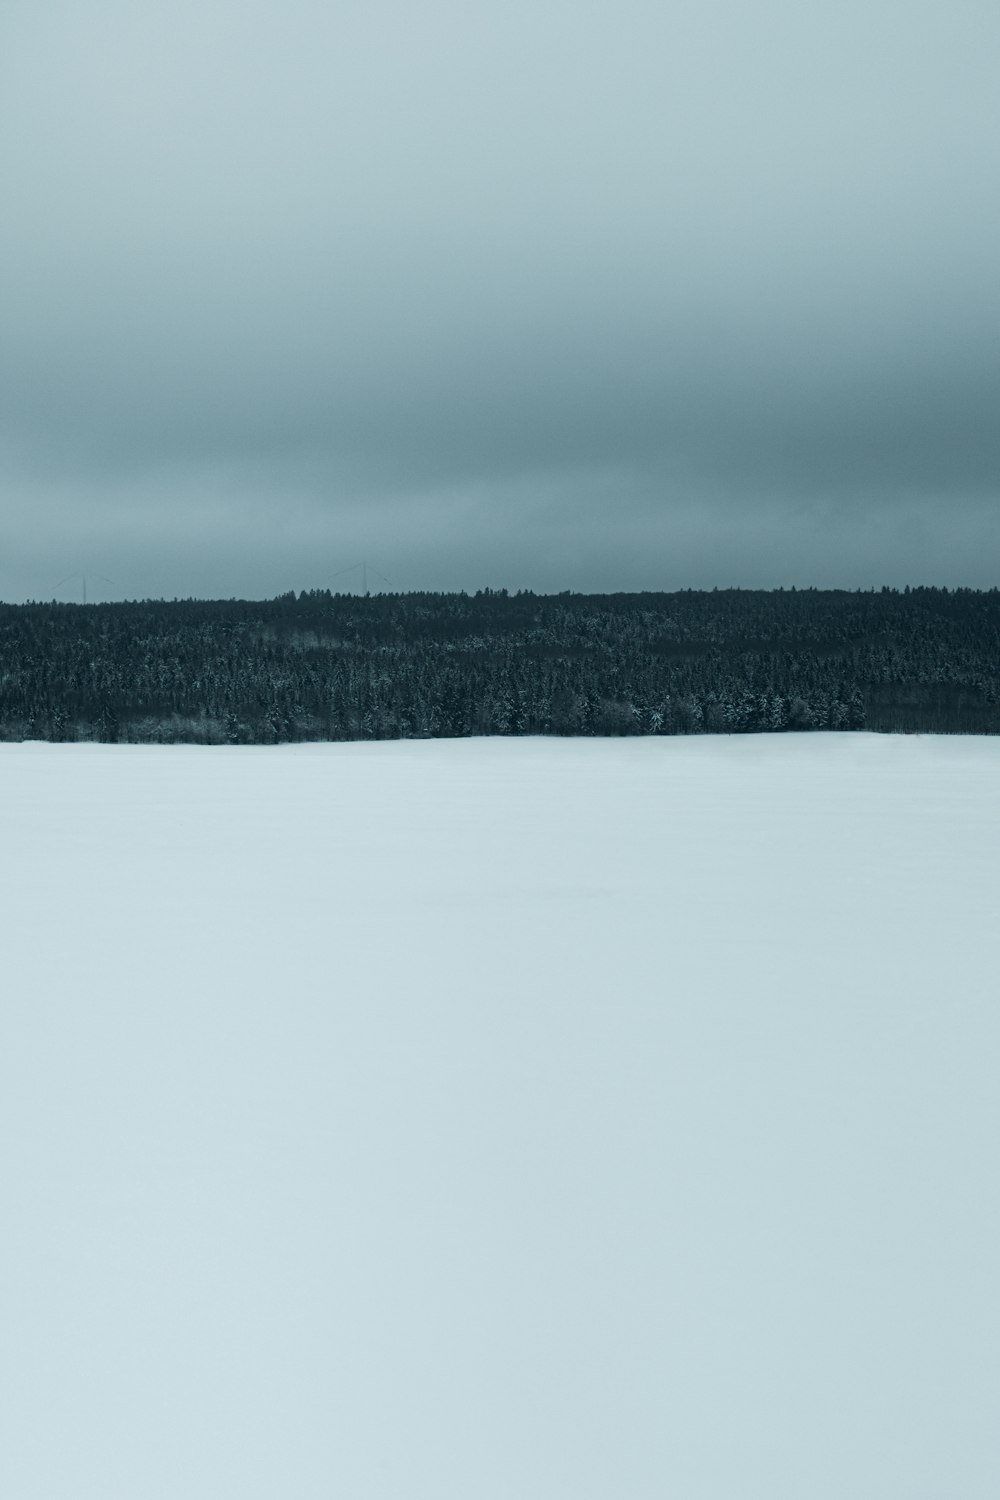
[2,734,999,1500]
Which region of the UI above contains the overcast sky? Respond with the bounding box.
[2,0,998,600]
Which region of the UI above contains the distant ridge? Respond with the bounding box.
[1,587,998,742]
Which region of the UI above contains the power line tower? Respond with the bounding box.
[330,560,390,596]
[55,572,115,604]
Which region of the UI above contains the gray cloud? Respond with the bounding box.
[2,0,998,599]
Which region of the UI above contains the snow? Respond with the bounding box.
[2,733,999,1500]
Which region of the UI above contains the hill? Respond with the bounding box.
[1,585,998,742]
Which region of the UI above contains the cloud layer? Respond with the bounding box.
[2,0,998,599]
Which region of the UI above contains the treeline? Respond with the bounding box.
[1,586,998,743]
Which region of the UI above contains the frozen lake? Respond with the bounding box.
[2,734,999,1499]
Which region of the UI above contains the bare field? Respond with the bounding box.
[2,735,999,1499]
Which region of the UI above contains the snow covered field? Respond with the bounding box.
[2,734,999,1500]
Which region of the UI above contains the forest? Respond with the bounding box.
[1,586,998,743]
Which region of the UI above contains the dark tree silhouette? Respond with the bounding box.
[1,586,997,743]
